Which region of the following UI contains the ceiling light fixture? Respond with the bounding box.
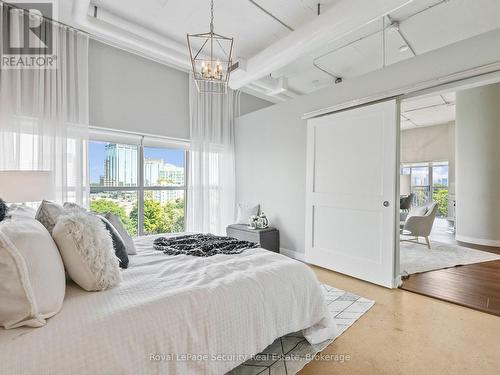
[399,44,409,52]
[187,0,234,94]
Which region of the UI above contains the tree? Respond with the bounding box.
[162,198,185,233]
[90,199,136,235]
[131,198,165,234]
[432,189,448,217]
[131,196,185,235]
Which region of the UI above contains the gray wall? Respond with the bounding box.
[89,40,190,139]
[239,92,273,116]
[455,83,500,246]
[235,28,500,256]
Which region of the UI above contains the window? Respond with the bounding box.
[142,146,186,235]
[89,135,188,236]
[432,163,449,218]
[401,162,449,217]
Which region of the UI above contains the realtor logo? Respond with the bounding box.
[1,1,57,69]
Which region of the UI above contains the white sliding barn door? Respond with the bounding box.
[305,100,399,288]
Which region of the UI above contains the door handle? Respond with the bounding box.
[383,201,390,207]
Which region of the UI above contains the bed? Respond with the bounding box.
[0,234,337,375]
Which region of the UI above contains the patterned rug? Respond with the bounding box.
[228,284,375,374]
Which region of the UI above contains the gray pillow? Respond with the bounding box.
[35,200,65,234]
[98,215,129,269]
[104,212,137,255]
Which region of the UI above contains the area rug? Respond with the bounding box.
[229,284,375,374]
[400,240,500,275]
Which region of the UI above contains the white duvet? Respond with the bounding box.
[0,235,337,375]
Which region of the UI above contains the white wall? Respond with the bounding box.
[89,40,190,139]
[239,92,273,116]
[89,40,271,139]
[235,28,500,256]
[455,83,500,246]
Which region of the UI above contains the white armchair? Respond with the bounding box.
[400,202,438,249]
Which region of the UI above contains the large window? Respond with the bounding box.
[89,136,188,236]
[401,162,449,217]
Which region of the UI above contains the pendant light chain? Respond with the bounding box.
[210,0,214,33]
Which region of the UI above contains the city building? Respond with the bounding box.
[103,144,138,187]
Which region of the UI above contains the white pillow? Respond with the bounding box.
[235,203,260,225]
[8,204,37,218]
[0,217,66,329]
[52,211,121,291]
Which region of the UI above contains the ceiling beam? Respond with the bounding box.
[71,0,190,71]
[229,0,415,89]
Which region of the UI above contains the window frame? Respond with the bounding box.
[400,161,449,214]
[89,130,189,236]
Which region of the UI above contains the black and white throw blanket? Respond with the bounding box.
[153,234,259,257]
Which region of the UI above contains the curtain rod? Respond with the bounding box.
[0,0,91,36]
[89,125,190,144]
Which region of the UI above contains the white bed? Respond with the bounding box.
[0,234,337,375]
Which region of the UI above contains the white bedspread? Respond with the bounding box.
[0,235,337,375]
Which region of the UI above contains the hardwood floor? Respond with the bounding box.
[400,260,500,316]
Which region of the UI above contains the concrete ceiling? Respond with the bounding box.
[63,0,500,102]
[88,0,340,59]
[400,92,455,129]
[275,0,500,94]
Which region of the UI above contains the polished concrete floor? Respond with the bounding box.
[301,265,500,375]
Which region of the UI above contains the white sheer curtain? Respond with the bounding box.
[187,78,240,234]
[0,8,89,205]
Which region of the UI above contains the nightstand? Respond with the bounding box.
[226,224,280,253]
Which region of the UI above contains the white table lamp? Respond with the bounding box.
[400,174,411,196]
[0,170,55,203]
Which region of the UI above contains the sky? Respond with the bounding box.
[89,141,185,184]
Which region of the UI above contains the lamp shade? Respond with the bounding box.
[0,171,55,202]
[400,174,411,196]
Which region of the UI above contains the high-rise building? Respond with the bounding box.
[144,159,163,186]
[160,163,184,186]
[144,160,185,203]
[103,144,138,187]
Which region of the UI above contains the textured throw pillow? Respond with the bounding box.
[52,211,121,291]
[235,203,260,225]
[65,203,129,267]
[0,217,65,329]
[98,215,129,269]
[104,212,137,255]
[36,200,65,234]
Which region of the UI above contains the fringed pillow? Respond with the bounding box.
[52,211,121,291]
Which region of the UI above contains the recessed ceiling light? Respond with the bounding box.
[399,45,409,52]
